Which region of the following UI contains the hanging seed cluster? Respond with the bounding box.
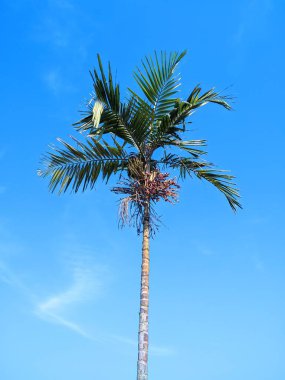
[113,171,180,205]
[141,172,180,203]
[112,171,180,233]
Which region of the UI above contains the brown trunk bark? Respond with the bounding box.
[136,202,150,380]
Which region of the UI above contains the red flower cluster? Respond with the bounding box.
[112,171,180,232]
[134,172,180,203]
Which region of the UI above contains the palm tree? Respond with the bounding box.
[38,51,241,380]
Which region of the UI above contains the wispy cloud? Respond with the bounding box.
[0,260,20,287]
[32,0,76,49]
[43,68,75,95]
[38,17,71,48]
[0,260,34,297]
[35,260,103,338]
[0,251,176,354]
[0,251,104,340]
[36,309,90,338]
[32,0,87,55]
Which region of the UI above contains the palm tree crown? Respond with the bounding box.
[39,51,241,232]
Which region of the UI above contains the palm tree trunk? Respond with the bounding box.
[137,202,150,380]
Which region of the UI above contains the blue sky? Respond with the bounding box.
[0,0,285,379]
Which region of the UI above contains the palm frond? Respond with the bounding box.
[73,55,145,149]
[159,139,207,158]
[91,54,121,112]
[187,85,232,110]
[149,88,231,149]
[74,71,151,154]
[90,97,152,154]
[74,55,121,134]
[160,154,241,211]
[38,137,128,193]
[194,169,241,211]
[166,88,231,128]
[130,51,186,121]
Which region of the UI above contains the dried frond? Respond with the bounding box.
[92,100,104,127]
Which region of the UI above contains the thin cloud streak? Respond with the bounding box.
[35,262,102,338]
[32,0,87,55]
[0,260,34,298]
[38,310,90,338]
[0,250,102,337]
[43,69,76,95]
[0,256,103,341]
[1,257,176,353]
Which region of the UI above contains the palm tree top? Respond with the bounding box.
[38,50,241,231]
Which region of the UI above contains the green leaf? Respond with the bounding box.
[159,154,241,211]
[38,137,129,193]
[130,51,186,121]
